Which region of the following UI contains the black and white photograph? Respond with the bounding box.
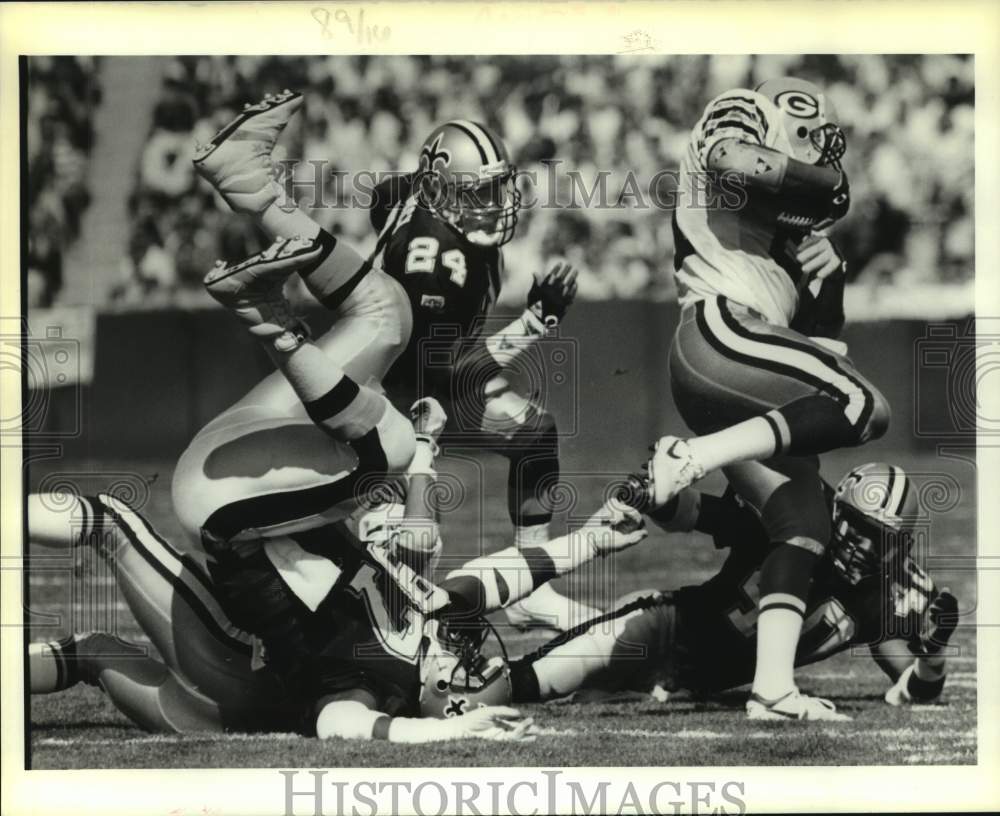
[2,2,998,814]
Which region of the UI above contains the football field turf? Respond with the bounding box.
[23,447,977,768]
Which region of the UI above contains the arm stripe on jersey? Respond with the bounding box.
[704,120,764,143]
[446,121,491,165]
[304,376,362,424]
[93,494,254,657]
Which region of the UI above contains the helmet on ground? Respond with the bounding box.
[419,615,511,718]
[830,462,919,585]
[416,120,521,246]
[756,76,847,168]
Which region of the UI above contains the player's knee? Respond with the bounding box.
[863,388,891,443]
[760,481,831,546]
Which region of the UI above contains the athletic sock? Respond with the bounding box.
[750,542,820,700]
[686,416,779,474]
[29,635,80,693]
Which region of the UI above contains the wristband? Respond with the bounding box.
[387,715,449,744]
[407,436,439,476]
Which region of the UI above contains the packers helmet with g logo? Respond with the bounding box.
[756,76,847,169]
[830,463,919,585]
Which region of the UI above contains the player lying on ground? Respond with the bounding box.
[646,77,891,720]
[28,413,648,741]
[510,463,958,716]
[370,119,595,632]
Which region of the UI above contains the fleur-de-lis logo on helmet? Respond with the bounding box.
[415,121,522,247]
[419,134,452,175]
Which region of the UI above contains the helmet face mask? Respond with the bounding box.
[419,617,512,718]
[830,463,918,586]
[416,121,521,247]
[756,77,847,169]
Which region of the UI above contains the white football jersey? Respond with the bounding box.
[674,88,805,327]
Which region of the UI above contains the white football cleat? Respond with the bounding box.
[646,436,705,509]
[193,89,302,214]
[204,235,323,351]
[746,689,852,721]
[505,583,601,633]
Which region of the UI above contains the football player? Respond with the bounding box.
[511,464,959,716]
[644,78,891,719]
[28,408,647,740]
[369,120,595,632]
[168,92,424,668]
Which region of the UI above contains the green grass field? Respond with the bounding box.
[24,447,977,768]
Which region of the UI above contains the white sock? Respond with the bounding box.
[688,416,780,475]
[259,200,321,243]
[29,643,61,694]
[751,605,804,700]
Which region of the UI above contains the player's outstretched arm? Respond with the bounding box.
[439,500,647,616]
[872,589,957,705]
[314,698,534,743]
[452,261,578,387]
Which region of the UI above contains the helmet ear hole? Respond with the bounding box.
[796,126,809,138]
[436,679,449,691]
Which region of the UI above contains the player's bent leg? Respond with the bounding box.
[194,90,372,310]
[30,634,226,733]
[724,458,831,703]
[173,405,411,546]
[473,382,601,632]
[650,297,890,504]
[510,590,677,702]
[30,492,280,715]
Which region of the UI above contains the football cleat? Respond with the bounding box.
[204,236,322,352]
[646,436,705,509]
[746,689,852,721]
[504,583,602,633]
[193,89,302,215]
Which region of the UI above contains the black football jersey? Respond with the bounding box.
[674,492,936,693]
[275,523,428,730]
[371,174,502,402]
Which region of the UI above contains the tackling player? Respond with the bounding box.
[512,464,959,715]
[369,121,594,632]
[28,405,648,740]
[645,78,891,719]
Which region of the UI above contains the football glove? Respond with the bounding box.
[576,499,648,556]
[410,397,448,445]
[923,588,959,655]
[528,261,578,326]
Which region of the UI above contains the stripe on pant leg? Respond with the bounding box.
[95,495,253,656]
[699,298,872,428]
[715,298,874,430]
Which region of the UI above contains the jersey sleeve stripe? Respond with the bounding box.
[704,119,765,143]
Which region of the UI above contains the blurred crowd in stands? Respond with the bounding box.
[31,55,975,308]
[26,57,102,307]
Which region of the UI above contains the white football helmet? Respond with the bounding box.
[756,76,847,168]
[830,463,919,585]
[419,617,511,718]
